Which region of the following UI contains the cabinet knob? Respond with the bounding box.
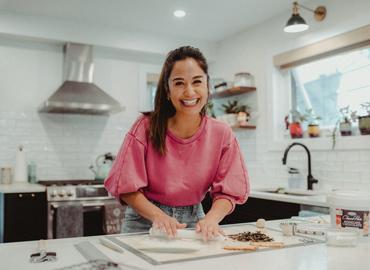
[31,193,35,197]
[18,194,23,198]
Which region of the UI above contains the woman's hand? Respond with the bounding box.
[195,217,224,241]
[152,212,187,238]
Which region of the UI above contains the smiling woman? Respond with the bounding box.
[104,46,250,241]
[167,58,209,136]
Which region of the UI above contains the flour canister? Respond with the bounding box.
[327,190,370,236]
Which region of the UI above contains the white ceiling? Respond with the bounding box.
[0,0,306,42]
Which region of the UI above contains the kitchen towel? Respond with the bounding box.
[55,203,83,238]
[103,201,125,234]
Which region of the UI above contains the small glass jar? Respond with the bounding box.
[289,122,303,138]
[326,229,359,247]
[233,72,253,87]
[288,167,304,189]
[28,161,37,184]
[308,124,320,137]
[1,167,13,185]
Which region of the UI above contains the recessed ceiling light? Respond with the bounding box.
[174,10,186,18]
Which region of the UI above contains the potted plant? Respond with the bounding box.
[338,106,357,136]
[359,102,370,135]
[206,101,216,118]
[331,107,358,149]
[287,110,304,138]
[303,109,322,138]
[220,100,250,127]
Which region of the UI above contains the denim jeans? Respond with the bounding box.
[122,201,205,233]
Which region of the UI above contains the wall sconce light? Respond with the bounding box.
[284,2,327,33]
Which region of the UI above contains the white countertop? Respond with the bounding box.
[0,219,368,270]
[250,190,328,207]
[0,182,46,193]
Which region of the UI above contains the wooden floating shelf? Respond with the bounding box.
[232,124,256,129]
[210,86,256,99]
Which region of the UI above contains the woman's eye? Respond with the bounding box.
[193,80,202,84]
[175,81,184,86]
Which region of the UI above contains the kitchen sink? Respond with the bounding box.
[254,187,322,196]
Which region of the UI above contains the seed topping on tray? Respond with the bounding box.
[228,231,274,242]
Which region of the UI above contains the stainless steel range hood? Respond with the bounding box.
[38,43,124,115]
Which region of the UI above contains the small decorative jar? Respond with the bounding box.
[289,122,303,138]
[308,124,320,138]
[339,122,352,136]
[233,72,253,87]
[359,115,370,135]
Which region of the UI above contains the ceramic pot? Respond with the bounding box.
[289,122,303,138]
[225,113,238,127]
[308,124,320,138]
[359,116,370,135]
[339,122,352,136]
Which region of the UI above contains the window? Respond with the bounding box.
[146,73,159,111]
[138,65,160,112]
[290,46,370,128]
[270,25,370,150]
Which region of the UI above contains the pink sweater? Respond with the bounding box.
[104,115,249,212]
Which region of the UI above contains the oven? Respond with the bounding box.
[40,180,117,239]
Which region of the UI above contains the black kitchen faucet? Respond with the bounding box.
[282,142,318,190]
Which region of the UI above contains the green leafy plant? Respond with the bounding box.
[288,110,305,123]
[330,106,358,149]
[330,121,339,150]
[206,101,216,118]
[221,100,250,114]
[303,108,322,125]
[360,102,370,116]
[339,106,357,123]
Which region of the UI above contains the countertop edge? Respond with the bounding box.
[0,183,46,193]
[249,190,328,207]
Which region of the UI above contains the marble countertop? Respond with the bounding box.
[250,189,328,207]
[0,218,368,270]
[0,182,46,193]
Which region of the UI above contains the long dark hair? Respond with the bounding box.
[149,46,209,155]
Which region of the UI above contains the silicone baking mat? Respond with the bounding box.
[107,223,324,265]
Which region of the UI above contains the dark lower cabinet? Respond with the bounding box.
[3,192,47,242]
[202,194,300,224]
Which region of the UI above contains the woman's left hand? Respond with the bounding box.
[195,217,224,241]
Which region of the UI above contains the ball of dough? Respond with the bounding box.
[256,218,266,228]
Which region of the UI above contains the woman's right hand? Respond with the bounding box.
[152,212,187,238]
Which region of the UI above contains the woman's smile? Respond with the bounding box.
[181,98,200,107]
[168,57,208,116]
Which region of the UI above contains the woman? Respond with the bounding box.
[105,46,249,240]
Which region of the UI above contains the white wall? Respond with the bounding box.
[211,0,370,191]
[0,37,160,180]
[0,12,216,61]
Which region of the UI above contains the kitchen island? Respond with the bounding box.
[0,218,368,270]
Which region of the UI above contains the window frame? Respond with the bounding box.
[268,24,370,151]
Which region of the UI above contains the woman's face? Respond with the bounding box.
[168,58,208,117]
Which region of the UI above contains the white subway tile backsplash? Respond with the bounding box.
[337,151,360,162]
[360,173,370,184]
[359,151,370,162]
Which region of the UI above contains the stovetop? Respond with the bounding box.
[38,179,103,186]
[39,180,112,202]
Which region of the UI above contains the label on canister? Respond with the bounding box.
[335,208,369,236]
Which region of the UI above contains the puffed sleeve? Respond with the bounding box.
[104,119,148,200]
[210,129,250,214]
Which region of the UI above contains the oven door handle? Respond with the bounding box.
[50,202,106,208]
[82,202,105,207]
